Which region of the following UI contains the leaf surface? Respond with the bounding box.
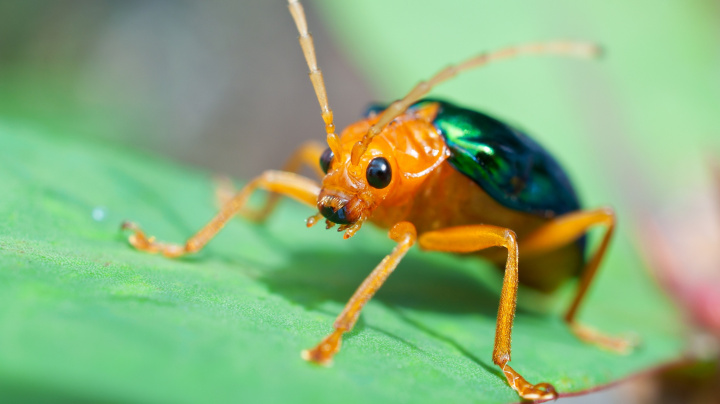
[0,124,685,403]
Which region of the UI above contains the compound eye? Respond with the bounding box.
[366,157,392,189]
[319,147,334,174]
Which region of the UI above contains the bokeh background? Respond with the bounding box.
[1,0,719,402]
[1,1,718,203]
[0,0,371,179]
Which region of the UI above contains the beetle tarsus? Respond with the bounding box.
[501,363,558,401]
[121,221,187,258]
[302,329,343,366]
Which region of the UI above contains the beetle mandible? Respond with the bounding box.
[122,0,634,400]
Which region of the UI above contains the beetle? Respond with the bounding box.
[121,0,633,400]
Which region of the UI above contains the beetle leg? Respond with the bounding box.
[216,141,325,222]
[122,170,320,258]
[521,207,635,354]
[302,222,417,364]
[418,224,557,401]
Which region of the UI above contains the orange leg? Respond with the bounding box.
[521,207,634,354]
[302,222,417,365]
[419,225,557,401]
[216,141,325,222]
[122,170,320,258]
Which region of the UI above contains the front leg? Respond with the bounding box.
[419,225,557,401]
[122,170,320,258]
[216,141,326,223]
[302,222,417,364]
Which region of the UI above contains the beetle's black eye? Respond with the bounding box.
[366,157,392,189]
[319,148,333,174]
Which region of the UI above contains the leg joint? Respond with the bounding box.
[503,229,517,244]
[599,206,616,226]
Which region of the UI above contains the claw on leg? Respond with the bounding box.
[301,329,344,366]
[570,323,637,355]
[121,221,187,258]
[502,363,558,401]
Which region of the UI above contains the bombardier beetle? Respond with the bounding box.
[122,0,634,400]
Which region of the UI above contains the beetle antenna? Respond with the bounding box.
[287,0,342,158]
[350,41,602,164]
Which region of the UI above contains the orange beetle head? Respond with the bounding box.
[317,133,398,226]
[314,103,448,236]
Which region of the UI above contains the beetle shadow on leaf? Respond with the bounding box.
[257,245,544,375]
[259,248,508,316]
[383,303,503,378]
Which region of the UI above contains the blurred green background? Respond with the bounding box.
[0,0,718,403]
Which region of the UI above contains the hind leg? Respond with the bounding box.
[521,207,634,354]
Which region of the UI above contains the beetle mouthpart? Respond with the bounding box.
[343,221,363,239]
[319,203,352,225]
[306,213,323,228]
[325,220,336,229]
[317,193,356,225]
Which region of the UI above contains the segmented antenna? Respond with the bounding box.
[287,0,342,159]
[350,41,602,165]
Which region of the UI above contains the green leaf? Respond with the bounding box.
[0,122,685,404]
